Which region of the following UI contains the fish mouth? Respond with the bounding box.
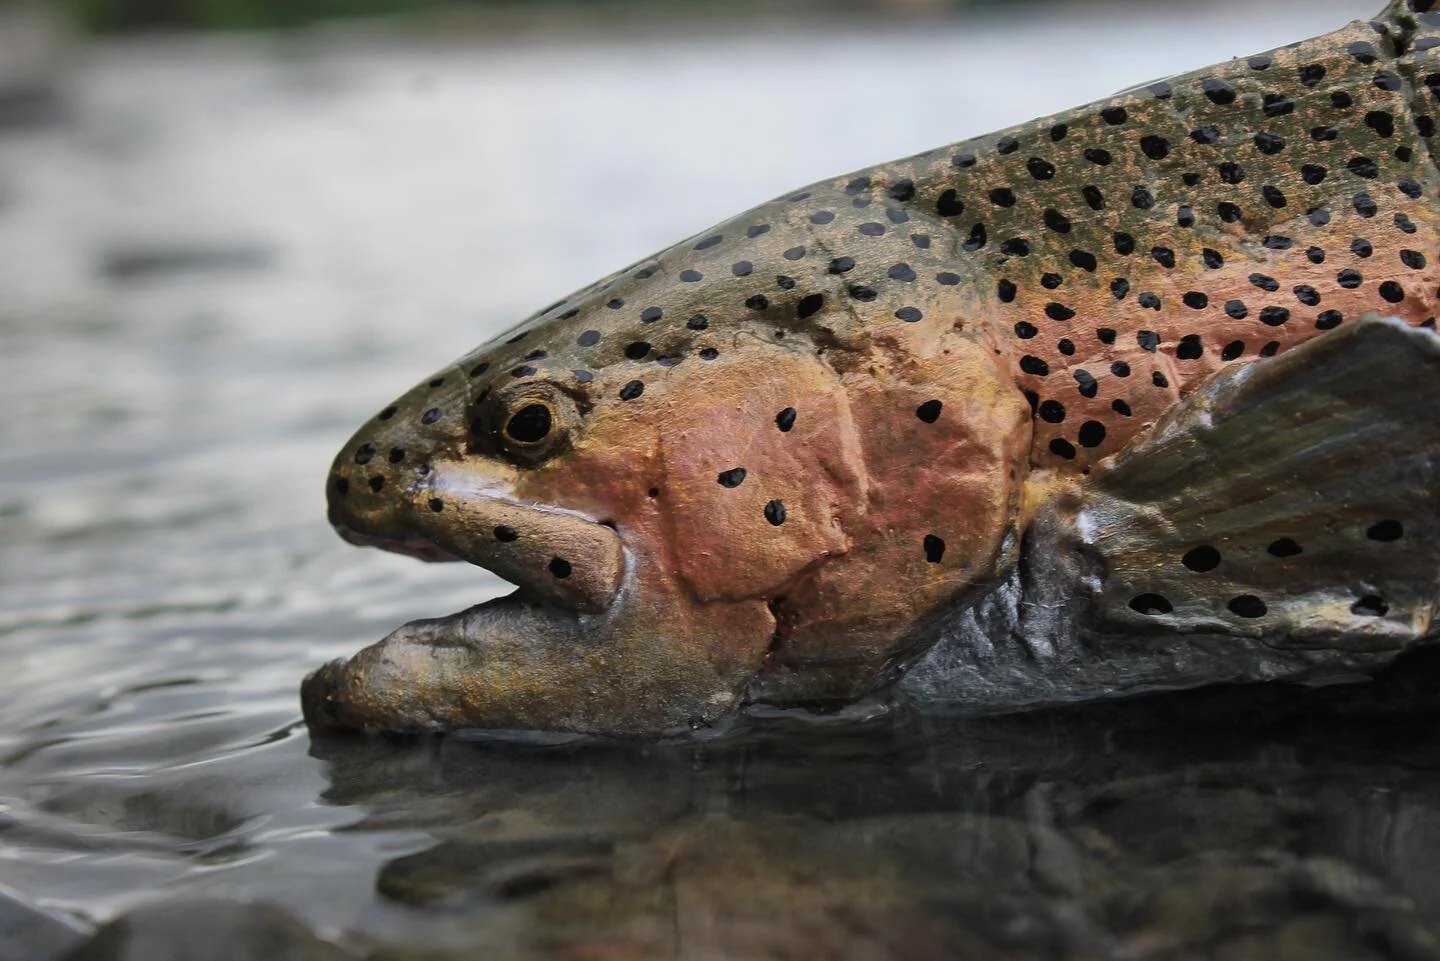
[306,474,640,732]
[300,586,608,734]
[309,454,775,735]
[333,526,465,563]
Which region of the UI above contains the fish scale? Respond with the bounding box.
[849,6,1440,472]
[306,0,1440,735]
[444,3,1440,479]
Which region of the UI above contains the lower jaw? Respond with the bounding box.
[299,589,594,734]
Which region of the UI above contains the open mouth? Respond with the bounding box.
[333,526,464,563]
[303,485,637,731]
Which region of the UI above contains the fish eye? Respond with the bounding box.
[504,402,554,446]
[474,383,580,464]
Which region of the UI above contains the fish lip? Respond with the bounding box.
[333,524,464,563]
[300,589,591,734]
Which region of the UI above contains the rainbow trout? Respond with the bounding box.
[304,1,1440,735]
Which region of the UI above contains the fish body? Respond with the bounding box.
[305,1,1440,735]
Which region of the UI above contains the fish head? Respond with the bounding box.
[308,183,1033,735]
[310,267,887,735]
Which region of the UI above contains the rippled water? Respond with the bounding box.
[5,3,1437,958]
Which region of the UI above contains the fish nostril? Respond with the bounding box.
[368,476,384,493]
[549,557,572,579]
[388,447,405,463]
[494,526,519,542]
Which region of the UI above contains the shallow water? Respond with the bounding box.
[5,2,1439,957]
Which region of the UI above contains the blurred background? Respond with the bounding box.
[3,1,1425,959]
[16,0,1154,34]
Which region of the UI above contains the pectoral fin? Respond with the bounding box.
[1076,315,1440,652]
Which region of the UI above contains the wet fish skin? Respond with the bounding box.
[306,1,1440,734]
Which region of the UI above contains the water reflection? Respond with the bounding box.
[304,671,1440,959]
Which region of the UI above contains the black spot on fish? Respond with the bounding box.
[990,187,1017,207]
[1368,519,1404,541]
[717,468,747,488]
[1130,593,1173,615]
[1182,545,1221,572]
[548,557,572,579]
[1228,595,1267,618]
[923,534,946,563]
[1077,420,1106,448]
[1202,78,1236,104]
[764,500,787,526]
[619,380,644,401]
[1352,595,1389,616]
[776,408,796,432]
[916,400,943,423]
[1141,135,1170,159]
[1268,537,1302,557]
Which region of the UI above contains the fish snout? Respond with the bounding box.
[329,447,625,615]
[408,462,626,614]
